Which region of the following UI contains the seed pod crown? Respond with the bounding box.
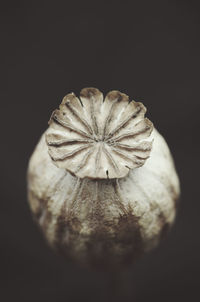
[46,88,153,179]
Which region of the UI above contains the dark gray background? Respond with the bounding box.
[1,0,200,301]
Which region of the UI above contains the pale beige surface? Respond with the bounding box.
[27,88,180,268]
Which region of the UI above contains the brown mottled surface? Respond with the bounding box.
[30,178,144,270]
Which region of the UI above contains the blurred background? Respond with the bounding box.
[1,0,200,301]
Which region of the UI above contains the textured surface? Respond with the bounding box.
[28,125,180,269]
[46,88,153,179]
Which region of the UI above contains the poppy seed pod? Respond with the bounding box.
[27,88,180,270]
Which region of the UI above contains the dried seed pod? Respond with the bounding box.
[27,88,180,270]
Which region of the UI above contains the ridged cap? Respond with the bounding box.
[46,88,153,179]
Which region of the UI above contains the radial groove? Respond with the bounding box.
[51,144,92,161]
[65,102,94,135]
[52,113,92,139]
